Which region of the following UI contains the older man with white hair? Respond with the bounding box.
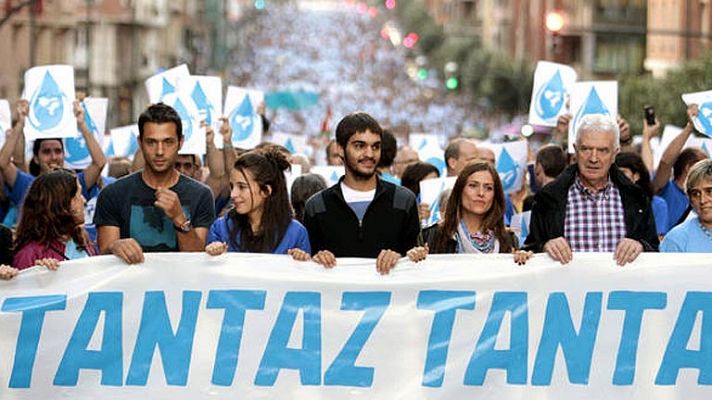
[524,114,658,265]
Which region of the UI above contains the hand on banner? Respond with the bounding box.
[406,244,428,263]
[154,187,185,223]
[376,249,402,275]
[288,248,311,261]
[614,238,643,266]
[109,238,145,264]
[513,250,533,266]
[35,258,60,270]
[552,113,571,144]
[418,203,431,221]
[312,250,337,268]
[15,99,28,123]
[205,242,228,256]
[0,264,18,280]
[543,236,573,264]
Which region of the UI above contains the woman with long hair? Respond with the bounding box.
[407,161,531,264]
[205,148,310,256]
[13,169,97,270]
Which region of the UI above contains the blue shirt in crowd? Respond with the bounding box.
[660,217,712,252]
[659,180,688,231]
[208,217,311,254]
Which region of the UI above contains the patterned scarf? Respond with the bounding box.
[456,219,499,254]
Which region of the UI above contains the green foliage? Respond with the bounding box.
[620,51,712,134]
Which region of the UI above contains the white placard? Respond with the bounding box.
[0,99,10,149]
[410,133,446,176]
[64,97,108,169]
[145,64,191,104]
[484,141,529,194]
[271,132,308,154]
[568,81,618,153]
[419,176,457,226]
[224,86,264,150]
[528,61,577,127]
[22,65,77,140]
[311,165,344,187]
[159,93,205,156]
[178,75,223,147]
[106,124,139,159]
[681,90,712,137]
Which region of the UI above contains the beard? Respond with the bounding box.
[344,153,377,181]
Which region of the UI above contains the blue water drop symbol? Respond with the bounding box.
[418,138,428,150]
[285,138,296,154]
[66,102,97,164]
[697,102,712,136]
[330,171,339,183]
[172,98,194,143]
[534,70,565,120]
[426,156,446,176]
[573,87,611,131]
[191,82,214,125]
[229,95,255,142]
[28,71,65,131]
[496,148,519,191]
[430,198,441,225]
[160,77,176,101]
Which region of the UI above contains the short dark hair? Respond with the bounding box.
[444,138,468,164]
[378,129,397,168]
[335,112,382,148]
[400,161,440,196]
[615,151,654,198]
[673,147,707,181]
[138,103,182,140]
[535,144,566,179]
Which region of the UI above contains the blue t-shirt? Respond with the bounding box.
[207,217,310,254]
[651,195,669,236]
[660,217,712,252]
[659,180,688,231]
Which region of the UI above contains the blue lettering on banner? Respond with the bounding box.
[255,292,322,386]
[54,292,124,386]
[1,295,67,388]
[656,292,712,385]
[465,292,529,385]
[324,291,391,387]
[532,292,602,385]
[126,291,202,386]
[206,290,266,386]
[417,290,476,387]
[607,291,666,385]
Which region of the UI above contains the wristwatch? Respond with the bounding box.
[175,219,192,233]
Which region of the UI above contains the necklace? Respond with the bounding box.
[699,220,712,242]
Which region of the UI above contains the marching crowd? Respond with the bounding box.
[0,95,711,280]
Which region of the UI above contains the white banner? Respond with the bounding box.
[410,133,446,176]
[271,132,308,155]
[106,125,139,159]
[653,125,712,169]
[22,65,77,140]
[419,176,456,227]
[681,90,712,138]
[1,253,711,399]
[65,97,108,170]
[224,86,264,150]
[528,61,577,127]
[482,141,529,194]
[311,165,344,187]
[569,81,618,153]
[178,75,223,148]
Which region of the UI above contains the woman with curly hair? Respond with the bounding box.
[13,169,97,270]
[407,161,532,264]
[205,148,310,256]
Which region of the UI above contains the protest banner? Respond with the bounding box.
[480,141,529,194]
[22,65,77,141]
[105,125,139,159]
[419,176,456,227]
[64,98,108,170]
[271,132,308,155]
[145,64,191,104]
[178,75,223,148]
[568,81,618,153]
[528,61,577,127]
[1,253,711,399]
[409,133,446,176]
[311,166,344,187]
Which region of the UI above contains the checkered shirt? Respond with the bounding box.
[564,176,627,252]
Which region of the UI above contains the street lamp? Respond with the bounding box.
[545,11,564,58]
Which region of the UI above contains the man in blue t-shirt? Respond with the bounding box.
[0,99,106,226]
[653,105,708,231]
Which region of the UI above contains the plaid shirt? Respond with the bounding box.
[564,176,626,252]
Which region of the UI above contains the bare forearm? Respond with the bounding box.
[653,124,692,192]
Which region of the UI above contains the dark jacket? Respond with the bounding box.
[421,223,518,254]
[524,164,659,252]
[303,177,420,257]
